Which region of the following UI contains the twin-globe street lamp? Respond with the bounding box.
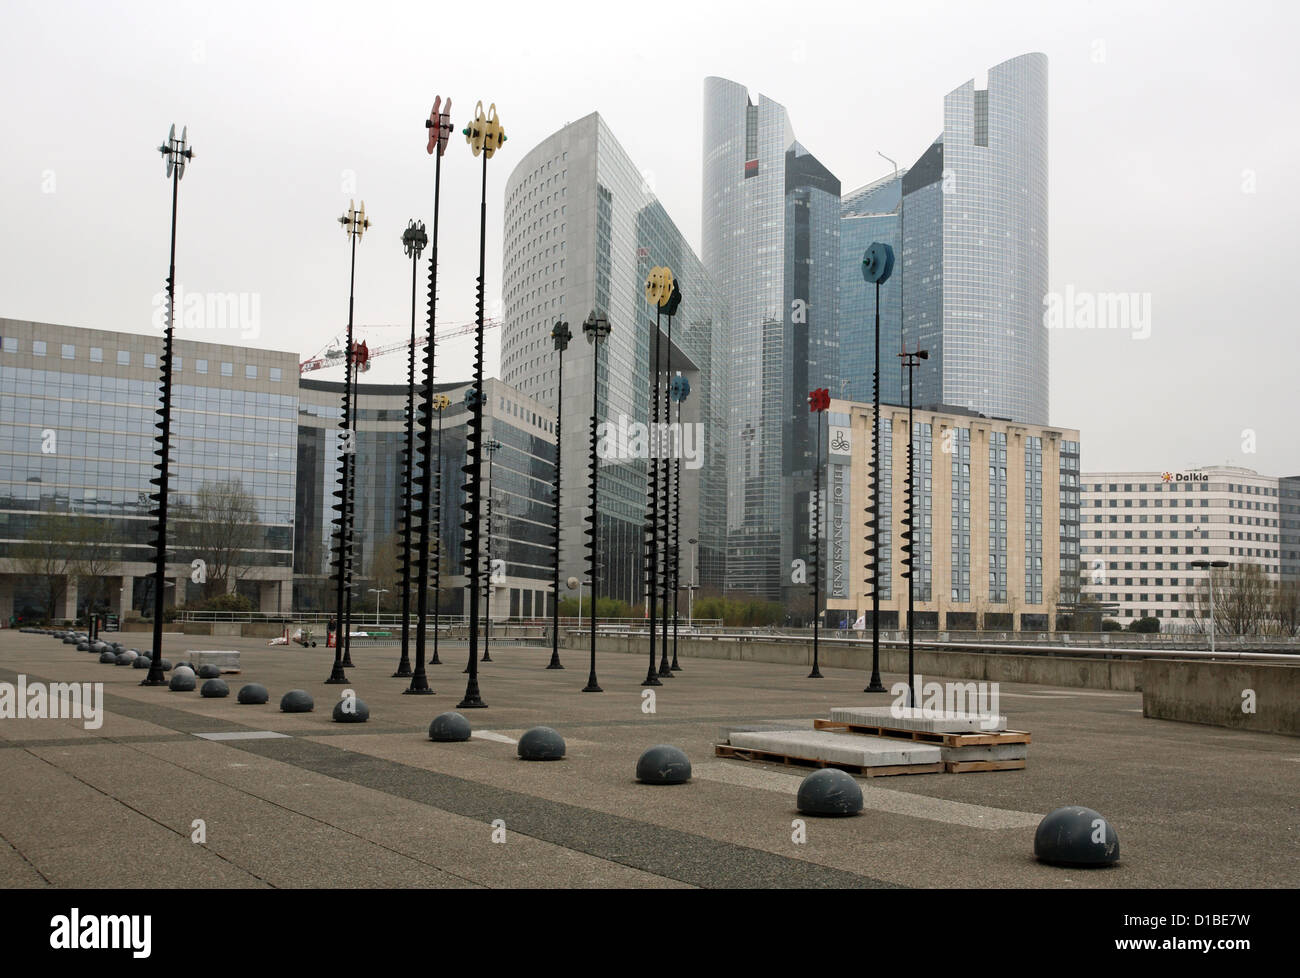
[142,124,194,689]
[898,342,929,708]
[326,200,371,686]
[394,219,428,679]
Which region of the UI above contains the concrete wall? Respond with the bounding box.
[1142,659,1300,737]
[567,633,1142,691]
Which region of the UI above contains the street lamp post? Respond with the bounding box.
[643,268,678,687]
[688,537,698,627]
[142,124,194,689]
[327,199,370,685]
[808,387,830,678]
[548,321,571,669]
[898,343,929,707]
[368,588,388,624]
[457,100,506,710]
[1190,559,1230,653]
[657,284,682,680]
[861,241,895,694]
[407,94,452,696]
[582,309,610,692]
[394,219,428,678]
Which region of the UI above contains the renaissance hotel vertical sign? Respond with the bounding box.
[828,425,851,599]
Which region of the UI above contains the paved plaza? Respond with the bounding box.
[1,631,1296,888]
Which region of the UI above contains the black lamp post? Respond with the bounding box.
[482,437,503,663]
[582,309,610,692]
[669,373,690,671]
[548,321,571,669]
[861,241,895,694]
[808,386,830,678]
[898,343,928,707]
[394,219,428,679]
[457,100,505,710]
[408,95,453,694]
[143,124,194,689]
[327,199,370,685]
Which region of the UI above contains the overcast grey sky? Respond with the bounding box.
[2,0,1296,476]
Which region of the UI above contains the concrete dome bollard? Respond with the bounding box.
[332,697,370,723]
[635,745,692,784]
[169,669,197,691]
[197,664,222,679]
[796,768,864,816]
[1034,806,1120,867]
[132,656,152,669]
[115,651,138,665]
[429,712,472,742]
[517,726,566,761]
[200,678,230,698]
[78,642,91,652]
[156,659,172,671]
[174,662,194,673]
[98,651,117,664]
[237,683,269,705]
[280,690,314,713]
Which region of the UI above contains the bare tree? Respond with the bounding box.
[1273,580,1300,638]
[69,516,120,613]
[1190,561,1273,638]
[12,514,75,620]
[174,479,261,600]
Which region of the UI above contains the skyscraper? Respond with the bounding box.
[840,171,906,406]
[703,77,840,603]
[902,52,1049,424]
[501,112,729,604]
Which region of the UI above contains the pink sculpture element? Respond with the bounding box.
[426,96,452,157]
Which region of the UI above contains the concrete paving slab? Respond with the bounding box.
[939,743,1028,763]
[727,729,943,767]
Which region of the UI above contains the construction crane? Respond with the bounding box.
[299,318,502,374]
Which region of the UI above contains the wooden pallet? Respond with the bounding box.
[813,718,1031,748]
[714,743,944,778]
[943,758,1027,774]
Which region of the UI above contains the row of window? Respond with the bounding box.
[3,337,283,382]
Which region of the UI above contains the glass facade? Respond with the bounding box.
[703,77,839,600]
[902,53,1049,424]
[0,320,295,616]
[501,112,729,604]
[840,174,904,406]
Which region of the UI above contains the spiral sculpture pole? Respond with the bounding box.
[143,124,193,688]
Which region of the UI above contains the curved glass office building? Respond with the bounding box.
[703,77,840,603]
[902,52,1049,425]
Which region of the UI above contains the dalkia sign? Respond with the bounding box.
[1161,471,1207,483]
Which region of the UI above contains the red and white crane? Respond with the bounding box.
[299,318,502,375]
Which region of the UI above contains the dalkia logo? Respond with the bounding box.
[49,909,151,958]
[1162,471,1207,483]
[0,675,102,730]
